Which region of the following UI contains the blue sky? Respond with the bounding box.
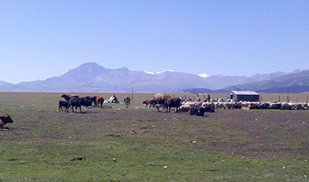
[0,0,308,83]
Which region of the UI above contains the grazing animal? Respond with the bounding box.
[0,114,13,129]
[61,94,79,101]
[292,104,303,110]
[178,105,192,112]
[68,98,83,113]
[83,96,96,107]
[143,99,157,111]
[87,96,97,102]
[142,99,151,107]
[189,106,206,117]
[153,93,171,111]
[154,93,171,101]
[68,97,96,113]
[204,104,215,113]
[58,100,69,112]
[281,103,292,110]
[96,97,104,108]
[165,97,181,112]
[124,96,131,108]
[248,102,259,110]
[258,102,270,109]
[223,102,236,110]
[269,103,282,110]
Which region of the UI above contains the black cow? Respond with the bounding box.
[68,97,96,113]
[0,114,14,129]
[189,106,206,117]
[58,100,69,112]
[165,97,182,112]
[95,97,104,108]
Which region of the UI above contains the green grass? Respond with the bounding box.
[0,92,308,181]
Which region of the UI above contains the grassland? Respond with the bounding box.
[0,92,308,181]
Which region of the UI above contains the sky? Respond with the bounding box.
[0,0,308,83]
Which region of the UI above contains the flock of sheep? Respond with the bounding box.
[206,100,309,110]
[142,94,309,117]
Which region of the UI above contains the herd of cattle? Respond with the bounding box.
[58,94,131,113]
[142,93,309,116]
[58,94,106,112]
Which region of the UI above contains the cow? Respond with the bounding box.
[189,106,206,117]
[95,96,104,108]
[153,93,171,111]
[0,114,13,129]
[142,99,151,107]
[68,98,83,113]
[61,94,79,101]
[165,97,182,112]
[154,93,171,100]
[123,96,131,108]
[87,96,97,101]
[68,97,96,113]
[58,100,69,112]
[142,99,157,111]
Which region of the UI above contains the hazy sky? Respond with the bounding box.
[0,0,308,83]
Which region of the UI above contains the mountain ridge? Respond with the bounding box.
[0,62,306,93]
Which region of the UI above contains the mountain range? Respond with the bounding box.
[0,62,308,93]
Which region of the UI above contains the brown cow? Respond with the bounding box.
[154,93,171,100]
[0,114,14,129]
[95,97,104,108]
[153,93,171,111]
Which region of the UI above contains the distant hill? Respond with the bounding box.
[221,70,309,93]
[0,81,13,88]
[183,88,217,94]
[0,62,306,93]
